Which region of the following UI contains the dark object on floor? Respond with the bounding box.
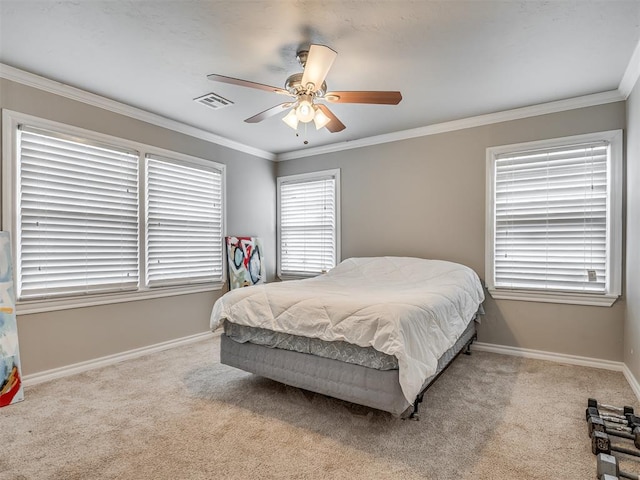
[588,405,631,423]
[586,405,640,430]
[593,431,640,458]
[588,409,640,449]
[590,398,635,416]
[596,452,638,479]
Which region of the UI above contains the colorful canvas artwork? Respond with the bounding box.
[226,236,264,290]
[0,232,23,408]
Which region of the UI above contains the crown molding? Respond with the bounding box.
[1,63,629,164]
[619,36,640,99]
[276,90,625,161]
[0,63,276,161]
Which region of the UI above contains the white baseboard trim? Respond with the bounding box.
[472,342,624,372]
[23,330,219,387]
[623,365,640,402]
[24,334,640,404]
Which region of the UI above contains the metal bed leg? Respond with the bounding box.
[405,330,478,421]
[463,333,478,355]
[408,393,424,421]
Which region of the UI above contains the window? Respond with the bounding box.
[145,154,224,287]
[485,130,622,306]
[2,111,225,312]
[17,126,140,299]
[277,169,340,278]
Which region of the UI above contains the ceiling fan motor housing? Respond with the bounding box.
[285,72,327,98]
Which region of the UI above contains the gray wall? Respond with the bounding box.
[1,74,630,375]
[625,81,640,378]
[277,102,627,361]
[0,79,276,375]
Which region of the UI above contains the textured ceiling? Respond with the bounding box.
[1,1,639,155]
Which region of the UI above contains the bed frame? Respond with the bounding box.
[220,318,478,419]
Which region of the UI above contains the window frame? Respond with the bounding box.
[2,109,226,314]
[16,124,141,299]
[485,129,623,307]
[277,169,341,280]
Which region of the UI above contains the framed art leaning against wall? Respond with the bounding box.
[226,236,264,290]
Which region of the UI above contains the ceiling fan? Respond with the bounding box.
[207,44,402,133]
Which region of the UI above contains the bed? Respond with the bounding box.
[209,256,485,418]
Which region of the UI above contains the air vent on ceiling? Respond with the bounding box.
[194,92,234,110]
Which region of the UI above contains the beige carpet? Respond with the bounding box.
[0,334,637,480]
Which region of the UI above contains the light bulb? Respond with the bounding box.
[282,109,299,130]
[295,94,315,123]
[313,107,331,130]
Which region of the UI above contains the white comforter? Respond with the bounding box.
[210,257,485,404]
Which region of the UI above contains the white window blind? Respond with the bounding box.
[278,171,339,277]
[17,125,139,300]
[493,141,609,294]
[145,155,224,287]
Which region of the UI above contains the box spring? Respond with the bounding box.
[220,319,477,417]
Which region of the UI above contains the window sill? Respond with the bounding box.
[487,288,619,307]
[277,273,322,281]
[16,282,224,315]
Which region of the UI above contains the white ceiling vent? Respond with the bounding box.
[194,92,234,110]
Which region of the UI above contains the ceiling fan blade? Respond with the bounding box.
[245,103,294,123]
[301,45,337,93]
[207,74,292,97]
[316,104,346,133]
[324,91,402,105]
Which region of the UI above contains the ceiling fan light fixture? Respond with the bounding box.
[313,106,331,130]
[207,43,401,136]
[282,109,299,130]
[296,95,315,123]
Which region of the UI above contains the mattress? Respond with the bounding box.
[224,320,399,370]
[220,319,478,416]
